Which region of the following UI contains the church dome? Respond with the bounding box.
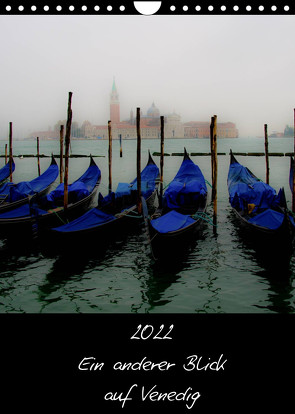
[147,102,160,118]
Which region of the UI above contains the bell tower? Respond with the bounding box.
[110,77,120,124]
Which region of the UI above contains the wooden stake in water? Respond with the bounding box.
[5,144,7,164]
[9,122,13,182]
[210,120,214,192]
[59,125,64,183]
[136,108,142,215]
[210,115,218,233]
[119,134,123,158]
[293,108,295,213]
[108,120,112,193]
[64,92,73,211]
[159,115,165,207]
[264,124,269,185]
[37,136,41,176]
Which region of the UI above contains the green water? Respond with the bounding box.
[0,137,295,313]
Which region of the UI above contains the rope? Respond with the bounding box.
[205,180,213,188]
[51,209,68,225]
[191,211,217,227]
[124,212,143,219]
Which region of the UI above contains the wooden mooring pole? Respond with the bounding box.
[136,107,142,215]
[293,108,295,213]
[210,120,214,192]
[64,92,73,211]
[59,125,64,183]
[108,120,112,193]
[37,136,41,176]
[9,122,13,182]
[159,115,164,207]
[119,134,123,158]
[264,124,269,184]
[5,144,7,163]
[210,115,218,233]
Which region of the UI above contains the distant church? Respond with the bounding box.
[83,79,238,140]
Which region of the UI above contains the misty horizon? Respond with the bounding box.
[1,15,295,139]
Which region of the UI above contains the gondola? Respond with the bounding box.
[0,158,15,186]
[144,148,208,259]
[228,150,295,252]
[0,155,58,212]
[0,156,101,236]
[50,151,159,240]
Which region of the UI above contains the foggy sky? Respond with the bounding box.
[0,14,295,138]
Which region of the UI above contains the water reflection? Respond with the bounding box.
[227,211,295,313]
[229,211,294,278]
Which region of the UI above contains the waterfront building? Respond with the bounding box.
[29,80,238,140]
[184,121,239,138]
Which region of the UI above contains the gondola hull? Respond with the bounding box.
[145,149,208,260]
[148,210,206,258]
[49,152,160,242]
[0,157,101,238]
[0,183,100,237]
[49,190,157,243]
[0,155,59,212]
[228,150,295,262]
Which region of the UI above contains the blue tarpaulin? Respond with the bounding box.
[227,155,295,231]
[150,210,195,233]
[229,181,277,211]
[248,209,284,230]
[163,156,207,210]
[51,154,159,234]
[46,181,90,204]
[0,158,58,202]
[0,158,100,220]
[115,161,159,199]
[0,160,15,183]
[42,160,100,208]
[228,160,280,212]
[0,203,47,219]
[53,208,116,232]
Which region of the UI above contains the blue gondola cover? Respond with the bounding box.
[0,159,58,202]
[228,159,279,212]
[151,210,195,233]
[163,156,207,210]
[42,162,100,208]
[115,161,159,199]
[51,154,159,234]
[248,209,295,230]
[53,208,116,232]
[0,158,100,221]
[228,154,295,232]
[0,160,15,183]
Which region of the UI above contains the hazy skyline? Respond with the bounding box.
[0,14,295,139]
